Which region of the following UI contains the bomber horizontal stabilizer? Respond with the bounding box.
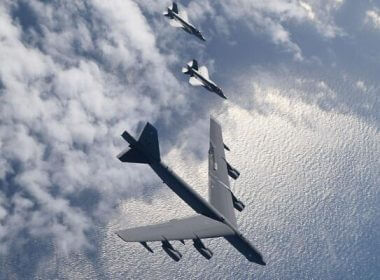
[117,147,147,164]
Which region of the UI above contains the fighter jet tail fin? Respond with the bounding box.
[187,59,198,70]
[170,2,179,14]
[118,123,161,164]
[182,59,199,75]
[164,2,178,17]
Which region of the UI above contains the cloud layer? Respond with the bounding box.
[0,0,379,279]
[0,0,189,256]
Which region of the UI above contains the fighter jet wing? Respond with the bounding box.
[198,66,210,79]
[189,76,204,86]
[116,215,234,242]
[208,118,237,226]
[178,10,189,23]
[169,19,184,28]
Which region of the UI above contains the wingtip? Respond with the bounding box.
[209,116,222,127]
[115,231,124,240]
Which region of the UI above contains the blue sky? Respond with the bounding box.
[0,0,379,279]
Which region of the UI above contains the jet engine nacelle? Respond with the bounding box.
[193,238,213,260]
[232,193,245,212]
[162,240,182,262]
[140,241,154,253]
[226,162,240,180]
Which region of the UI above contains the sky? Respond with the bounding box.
[0,0,379,279]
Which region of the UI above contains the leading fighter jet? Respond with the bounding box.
[116,117,265,265]
[182,59,227,99]
[163,2,206,41]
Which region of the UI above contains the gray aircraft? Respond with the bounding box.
[116,117,265,265]
[182,59,227,99]
[163,2,205,41]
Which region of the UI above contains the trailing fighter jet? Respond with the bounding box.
[163,2,205,41]
[182,59,227,99]
[116,118,265,265]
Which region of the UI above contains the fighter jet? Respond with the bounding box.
[163,2,205,41]
[182,59,227,99]
[116,117,265,265]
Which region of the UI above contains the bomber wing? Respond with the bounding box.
[208,117,237,226]
[117,215,234,242]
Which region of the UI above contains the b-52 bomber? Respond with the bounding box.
[163,2,205,41]
[116,117,265,265]
[182,59,227,99]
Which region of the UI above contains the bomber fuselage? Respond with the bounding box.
[123,129,262,263]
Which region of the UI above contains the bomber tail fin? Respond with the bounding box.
[118,123,161,164]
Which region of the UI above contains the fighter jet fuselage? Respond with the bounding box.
[182,61,227,99]
[169,12,204,41]
[190,68,224,96]
[164,3,205,41]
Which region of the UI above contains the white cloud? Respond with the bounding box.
[1,0,378,278]
[365,9,380,29]
[356,80,367,91]
[184,0,344,60]
[300,1,316,20]
[0,0,190,255]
